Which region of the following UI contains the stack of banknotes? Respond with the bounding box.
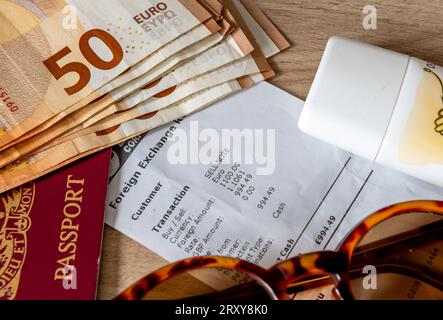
[0,0,289,193]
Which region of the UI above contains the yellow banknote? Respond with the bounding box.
[0,0,210,148]
[22,0,284,152]
[0,22,248,168]
[0,0,289,192]
[0,25,228,168]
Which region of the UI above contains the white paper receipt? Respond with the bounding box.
[106,82,443,269]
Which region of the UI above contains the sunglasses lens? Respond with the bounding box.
[349,211,443,300]
[143,267,273,300]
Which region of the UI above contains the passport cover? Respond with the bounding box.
[0,150,111,300]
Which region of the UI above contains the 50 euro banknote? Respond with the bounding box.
[37,42,276,149]
[1,17,226,150]
[23,0,287,146]
[0,0,289,193]
[0,18,229,166]
[0,21,247,168]
[0,0,211,148]
[2,0,281,152]
[0,1,260,167]
[2,0,234,150]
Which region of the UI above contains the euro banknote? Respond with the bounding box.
[0,0,289,193]
[0,0,210,148]
[0,21,246,168]
[0,19,229,168]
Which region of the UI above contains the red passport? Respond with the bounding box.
[0,150,111,300]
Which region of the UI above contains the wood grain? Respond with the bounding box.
[97,0,443,299]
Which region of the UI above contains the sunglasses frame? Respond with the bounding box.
[115,200,443,300]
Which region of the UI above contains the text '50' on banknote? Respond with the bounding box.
[0,0,210,147]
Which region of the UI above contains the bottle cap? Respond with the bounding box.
[299,37,410,160]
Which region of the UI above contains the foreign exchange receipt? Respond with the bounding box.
[106,82,443,290]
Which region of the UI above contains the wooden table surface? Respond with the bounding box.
[97,0,443,299]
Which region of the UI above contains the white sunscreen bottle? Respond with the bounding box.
[299,37,443,187]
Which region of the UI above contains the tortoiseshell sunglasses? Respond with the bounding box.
[116,200,443,300]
